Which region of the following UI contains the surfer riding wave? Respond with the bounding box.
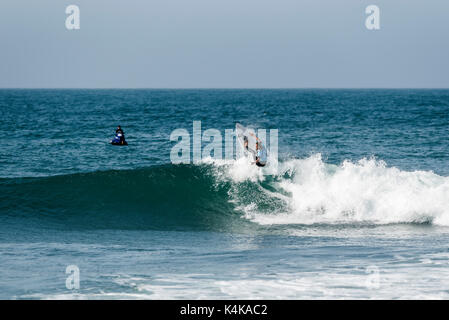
[249,132,267,167]
[238,123,268,167]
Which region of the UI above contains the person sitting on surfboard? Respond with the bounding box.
[115,125,126,144]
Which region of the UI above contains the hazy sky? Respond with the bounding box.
[0,0,448,88]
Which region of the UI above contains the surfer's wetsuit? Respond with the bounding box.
[255,143,267,167]
[116,128,125,144]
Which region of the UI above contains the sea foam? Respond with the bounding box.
[207,154,449,226]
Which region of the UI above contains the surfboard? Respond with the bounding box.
[236,123,256,160]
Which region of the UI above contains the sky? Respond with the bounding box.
[0,0,448,88]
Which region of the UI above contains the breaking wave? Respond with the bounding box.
[2,154,449,231]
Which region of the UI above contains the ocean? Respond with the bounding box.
[1,89,449,299]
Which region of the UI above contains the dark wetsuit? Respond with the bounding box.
[116,129,125,144]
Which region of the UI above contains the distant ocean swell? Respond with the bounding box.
[2,154,449,230]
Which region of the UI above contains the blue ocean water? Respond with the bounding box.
[1,89,449,299]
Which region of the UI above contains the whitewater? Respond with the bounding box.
[199,153,449,228]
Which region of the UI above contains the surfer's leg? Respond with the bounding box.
[244,136,249,150]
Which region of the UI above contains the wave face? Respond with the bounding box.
[0,165,240,231]
[2,155,449,231]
